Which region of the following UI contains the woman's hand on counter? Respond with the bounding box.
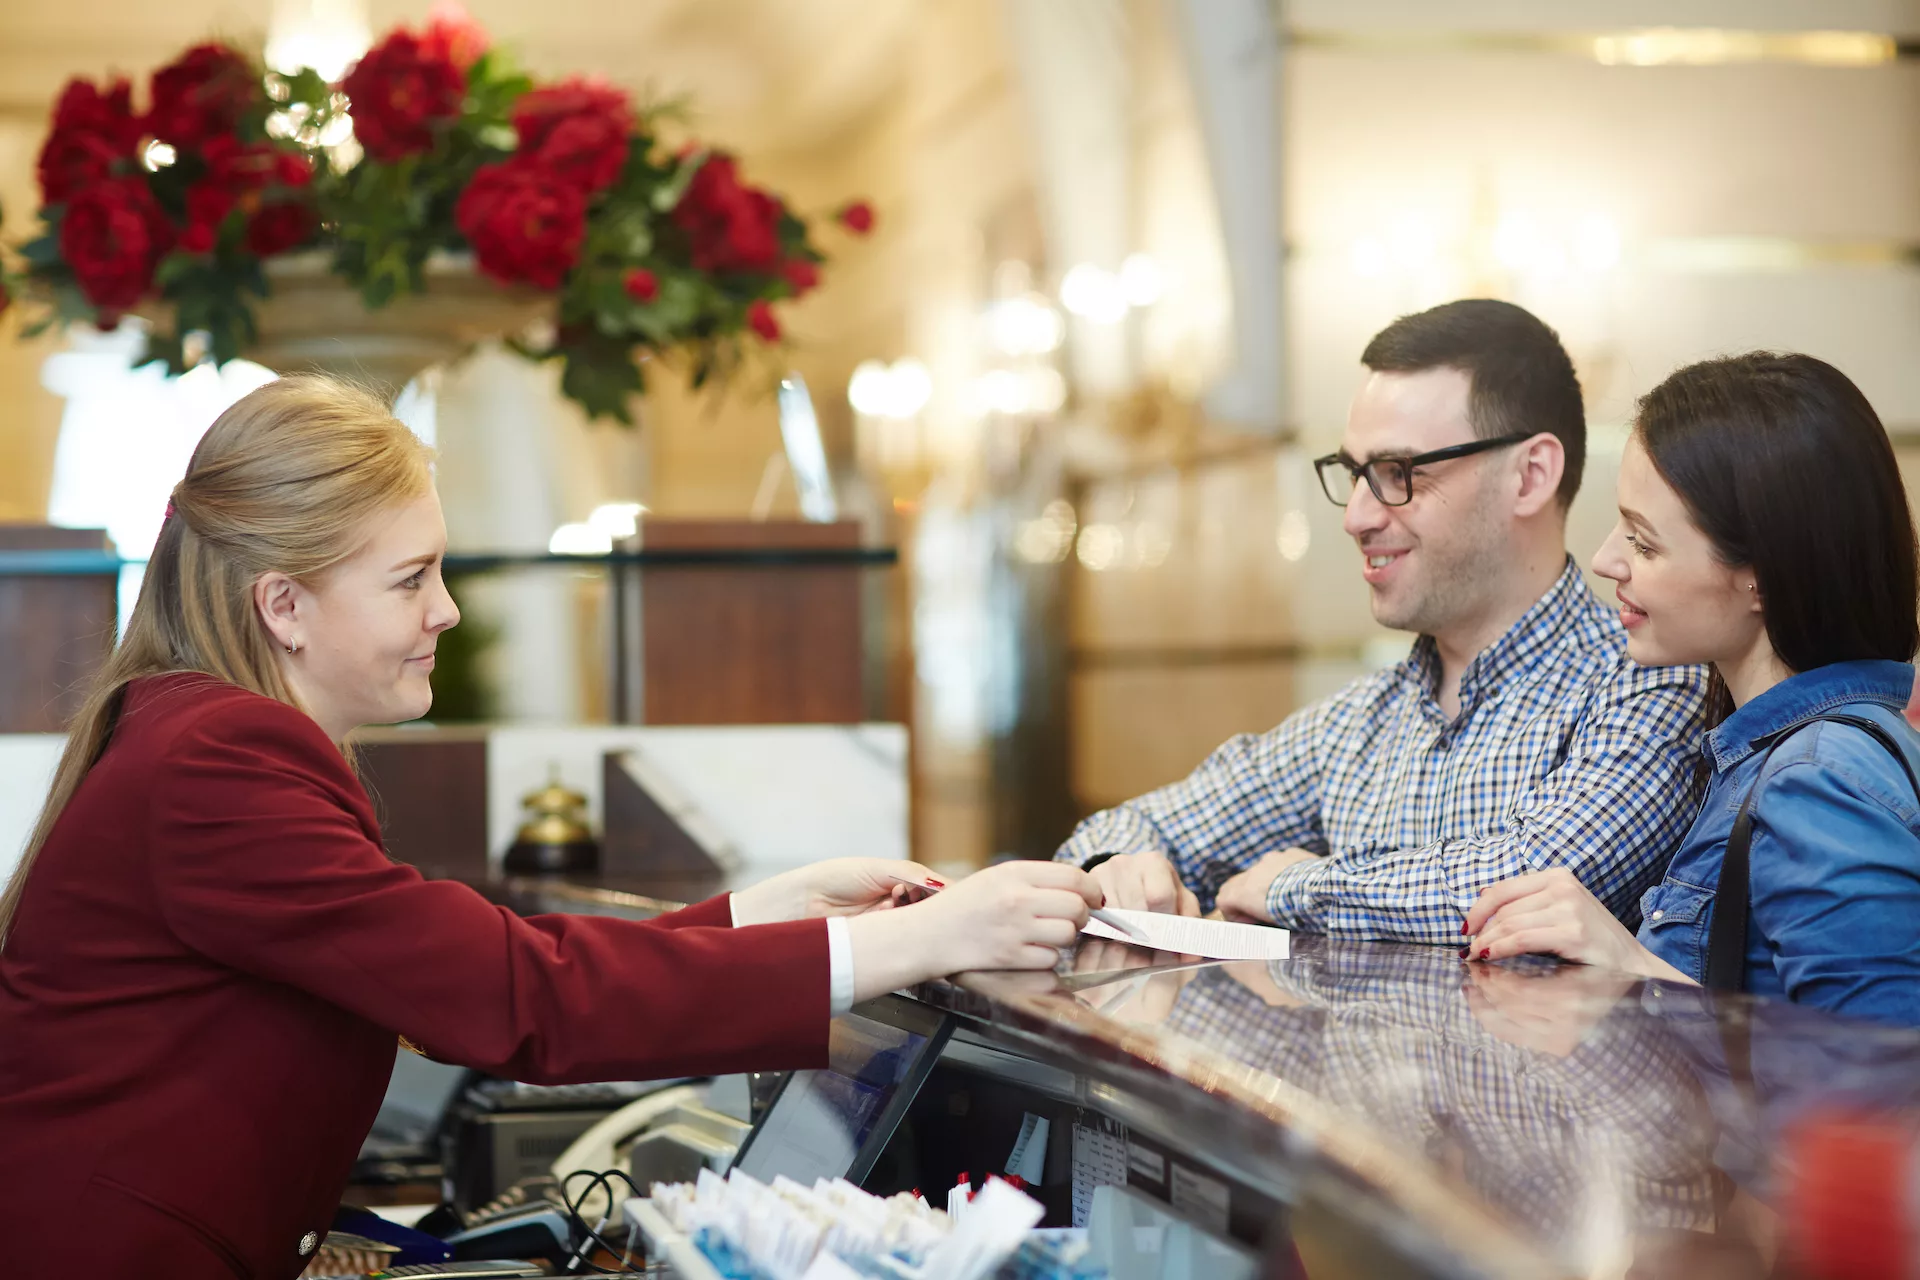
[843,861,1102,1001]
[1462,868,1690,983]
[731,857,938,926]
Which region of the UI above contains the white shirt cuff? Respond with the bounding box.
[732,895,855,1018]
[826,916,855,1017]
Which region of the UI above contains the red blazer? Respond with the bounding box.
[0,673,830,1280]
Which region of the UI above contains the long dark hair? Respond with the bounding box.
[1635,352,1919,720]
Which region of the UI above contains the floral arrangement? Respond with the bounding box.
[0,7,875,423]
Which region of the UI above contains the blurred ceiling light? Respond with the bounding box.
[1295,27,1895,68]
[1027,368,1068,415]
[992,259,1036,298]
[587,502,646,541]
[966,367,1066,418]
[1119,253,1165,307]
[548,523,612,556]
[266,0,372,80]
[1492,210,1546,272]
[986,294,1064,356]
[1349,235,1389,278]
[141,140,177,171]
[1572,214,1623,271]
[848,358,933,419]
[971,369,1027,417]
[1076,523,1124,571]
[1591,28,1892,67]
[1134,522,1172,568]
[1059,264,1130,324]
[1013,499,1078,565]
[1386,214,1439,271]
[1276,510,1310,562]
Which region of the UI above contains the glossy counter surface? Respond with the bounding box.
[476,878,1920,1279]
[928,939,1920,1280]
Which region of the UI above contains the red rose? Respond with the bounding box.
[747,300,781,343]
[51,76,140,142]
[623,267,658,303]
[512,79,631,196]
[38,132,128,206]
[274,150,314,188]
[781,259,819,296]
[245,201,317,256]
[36,77,141,205]
[838,201,875,235]
[672,153,783,273]
[421,1,490,72]
[339,30,465,163]
[455,161,586,288]
[199,135,278,191]
[60,178,173,312]
[147,44,258,150]
[180,181,236,253]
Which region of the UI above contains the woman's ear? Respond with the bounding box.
[253,572,302,652]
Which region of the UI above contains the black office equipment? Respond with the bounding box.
[729,994,952,1186]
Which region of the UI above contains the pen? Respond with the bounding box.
[1087,906,1147,941]
[889,874,1149,942]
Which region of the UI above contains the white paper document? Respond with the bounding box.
[1080,909,1290,960]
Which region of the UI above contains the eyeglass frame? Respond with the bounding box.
[1313,432,1537,508]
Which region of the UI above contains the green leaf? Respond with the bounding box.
[651,152,706,212]
[559,347,642,425]
[19,232,63,267]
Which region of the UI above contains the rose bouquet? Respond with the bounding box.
[2,8,875,423]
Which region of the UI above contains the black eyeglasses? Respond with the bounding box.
[1314,433,1534,507]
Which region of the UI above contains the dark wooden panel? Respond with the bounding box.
[638,519,864,725]
[0,526,117,733]
[351,731,489,879]
[598,750,725,902]
[0,526,115,551]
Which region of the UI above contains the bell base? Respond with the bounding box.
[502,839,601,876]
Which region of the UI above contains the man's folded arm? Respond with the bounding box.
[1056,700,1333,908]
[1265,666,1707,943]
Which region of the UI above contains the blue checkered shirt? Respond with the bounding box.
[1057,559,1710,942]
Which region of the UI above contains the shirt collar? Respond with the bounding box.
[1404,557,1590,711]
[1708,659,1917,771]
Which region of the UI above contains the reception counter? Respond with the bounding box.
[478,878,1920,1280]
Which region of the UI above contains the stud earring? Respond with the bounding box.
[1746,583,1755,592]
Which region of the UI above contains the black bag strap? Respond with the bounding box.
[1704,710,1920,992]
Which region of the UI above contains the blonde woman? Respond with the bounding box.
[0,376,1098,1280]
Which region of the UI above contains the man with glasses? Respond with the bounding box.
[1057,299,1708,942]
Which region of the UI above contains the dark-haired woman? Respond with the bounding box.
[1464,352,1920,1026]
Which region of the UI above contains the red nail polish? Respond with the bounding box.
[925,876,945,888]
[1458,922,1468,935]
[1457,947,1469,959]
[1479,949,1490,960]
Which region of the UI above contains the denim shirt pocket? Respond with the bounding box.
[1638,879,1715,983]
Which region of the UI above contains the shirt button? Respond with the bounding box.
[298,1231,319,1257]
[1651,910,1664,920]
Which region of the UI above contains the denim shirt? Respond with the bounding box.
[1638,660,1920,1026]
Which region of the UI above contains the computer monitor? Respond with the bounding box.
[729,994,951,1186]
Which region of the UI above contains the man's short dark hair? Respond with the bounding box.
[1360,298,1586,507]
